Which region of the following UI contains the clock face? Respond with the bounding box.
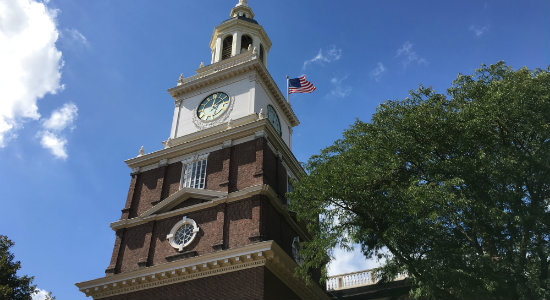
[197,92,230,121]
[267,105,281,136]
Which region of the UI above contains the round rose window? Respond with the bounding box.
[167,216,199,251]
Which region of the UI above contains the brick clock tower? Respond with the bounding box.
[76,1,328,299]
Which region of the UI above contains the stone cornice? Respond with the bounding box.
[76,241,273,299]
[75,241,328,300]
[124,117,305,179]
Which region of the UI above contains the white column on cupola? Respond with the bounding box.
[214,36,222,63]
[252,36,260,54]
[231,31,242,56]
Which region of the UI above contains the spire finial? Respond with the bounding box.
[237,0,248,7]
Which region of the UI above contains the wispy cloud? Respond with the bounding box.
[369,62,386,82]
[39,102,78,159]
[39,130,68,159]
[62,28,89,47]
[303,46,342,69]
[396,41,427,68]
[327,75,352,99]
[42,102,78,131]
[469,25,489,37]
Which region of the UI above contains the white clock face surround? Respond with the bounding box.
[191,91,235,130]
[197,92,231,121]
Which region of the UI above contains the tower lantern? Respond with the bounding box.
[210,0,270,65]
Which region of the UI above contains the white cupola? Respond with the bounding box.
[209,0,271,66]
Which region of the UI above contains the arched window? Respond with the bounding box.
[221,35,233,60]
[259,44,265,64]
[241,35,253,53]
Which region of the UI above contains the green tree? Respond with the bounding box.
[290,62,550,299]
[0,235,36,300]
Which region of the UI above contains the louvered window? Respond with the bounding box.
[221,35,233,60]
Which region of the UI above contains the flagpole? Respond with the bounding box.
[286,75,290,103]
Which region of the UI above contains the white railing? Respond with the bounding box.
[326,268,407,291]
[179,50,258,85]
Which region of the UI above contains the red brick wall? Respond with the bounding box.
[124,138,282,222]
[101,267,265,300]
[147,207,220,267]
[206,147,230,192]
[227,196,261,248]
[109,137,301,274]
[115,196,263,272]
[117,224,149,273]
[231,139,263,192]
[262,144,288,203]
[128,167,163,218]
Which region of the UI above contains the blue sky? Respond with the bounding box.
[0,0,548,299]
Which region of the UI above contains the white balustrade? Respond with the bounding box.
[326,268,407,291]
[179,50,257,85]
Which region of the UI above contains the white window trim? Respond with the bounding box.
[179,152,210,190]
[166,216,200,252]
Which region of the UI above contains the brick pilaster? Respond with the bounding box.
[254,137,264,178]
[212,204,226,251]
[121,174,138,219]
[218,147,231,192]
[138,222,155,268]
[105,229,124,275]
[151,165,168,206]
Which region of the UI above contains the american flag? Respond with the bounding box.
[288,75,316,94]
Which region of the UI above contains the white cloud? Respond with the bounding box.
[327,245,384,276]
[469,25,489,37]
[38,102,78,159]
[396,41,427,68]
[327,75,352,98]
[303,46,342,69]
[32,288,52,300]
[39,130,67,159]
[370,62,386,82]
[42,102,78,131]
[0,0,63,147]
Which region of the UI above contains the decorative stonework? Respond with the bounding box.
[191,94,235,130]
